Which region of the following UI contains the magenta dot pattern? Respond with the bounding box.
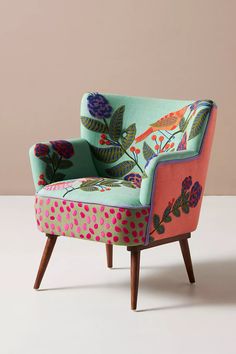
[35,196,150,246]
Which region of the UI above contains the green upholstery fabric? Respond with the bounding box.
[29,138,98,192]
[38,177,146,208]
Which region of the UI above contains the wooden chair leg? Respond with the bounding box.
[179,238,195,283]
[106,244,113,268]
[34,234,58,289]
[130,250,141,310]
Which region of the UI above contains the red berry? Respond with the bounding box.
[135,148,140,155]
[38,181,43,186]
[170,142,174,148]
[165,143,170,150]
[39,174,44,179]
[159,136,164,142]
[101,134,107,139]
[154,144,160,150]
[105,140,111,145]
[99,139,105,145]
[151,135,157,140]
[130,146,135,152]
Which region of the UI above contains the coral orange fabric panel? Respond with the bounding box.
[147,105,217,243]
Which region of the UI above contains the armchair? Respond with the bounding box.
[29,93,217,310]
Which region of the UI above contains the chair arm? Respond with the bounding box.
[140,150,197,206]
[29,138,98,192]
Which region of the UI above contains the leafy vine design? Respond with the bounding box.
[150,176,202,236]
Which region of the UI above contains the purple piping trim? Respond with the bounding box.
[144,102,217,246]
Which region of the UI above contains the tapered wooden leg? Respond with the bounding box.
[34,234,58,289]
[179,238,195,283]
[130,250,141,310]
[106,244,113,268]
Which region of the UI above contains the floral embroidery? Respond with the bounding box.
[41,177,137,197]
[87,93,113,119]
[34,140,74,186]
[50,140,74,159]
[124,173,142,188]
[151,176,202,235]
[34,143,49,157]
[81,94,143,179]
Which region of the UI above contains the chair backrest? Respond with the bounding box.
[80,93,214,182]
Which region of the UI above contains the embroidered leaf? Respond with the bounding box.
[59,160,73,169]
[80,179,100,187]
[188,108,210,141]
[109,106,125,141]
[80,186,99,192]
[121,180,136,188]
[156,224,165,234]
[91,146,124,163]
[153,214,160,230]
[143,142,155,161]
[173,208,181,217]
[173,197,181,209]
[163,206,171,217]
[179,117,186,132]
[51,152,60,166]
[45,164,53,181]
[182,204,190,214]
[163,215,172,223]
[81,116,108,133]
[105,160,135,177]
[121,123,136,149]
[54,172,66,181]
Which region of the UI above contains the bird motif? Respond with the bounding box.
[135,105,189,143]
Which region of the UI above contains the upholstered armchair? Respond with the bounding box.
[29,93,217,310]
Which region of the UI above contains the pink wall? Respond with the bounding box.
[0,0,235,194]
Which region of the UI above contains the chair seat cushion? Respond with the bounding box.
[35,177,150,246]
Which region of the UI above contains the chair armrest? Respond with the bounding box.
[29,138,98,191]
[140,150,198,206]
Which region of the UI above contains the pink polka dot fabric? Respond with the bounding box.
[35,196,150,246]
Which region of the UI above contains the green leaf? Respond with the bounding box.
[156,225,165,234]
[51,152,59,166]
[121,180,136,188]
[81,116,108,133]
[143,142,155,161]
[173,197,181,209]
[109,106,125,141]
[58,160,73,169]
[45,164,53,181]
[163,206,171,217]
[121,123,136,149]
[80,179,100,187]
[179,117,186,132]
[54,172,66,181]
[188,108,210,140]
[105,160,135,177]
[182,204,190,214]
[91,146,124,163]
[173,208,181,217]
[80,186,99,192]
[39,156,51,164]
[153,214,160,230]
[163,215,172,223]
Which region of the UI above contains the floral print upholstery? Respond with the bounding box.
[30,93,216,246]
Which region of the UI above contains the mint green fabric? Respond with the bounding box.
[81,94,193,177]
[29,138,98,192]
[80,94,213,205]
[140,150,198,205]
[37,177,146,208]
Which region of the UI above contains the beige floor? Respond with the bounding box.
[0,196,235,354]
